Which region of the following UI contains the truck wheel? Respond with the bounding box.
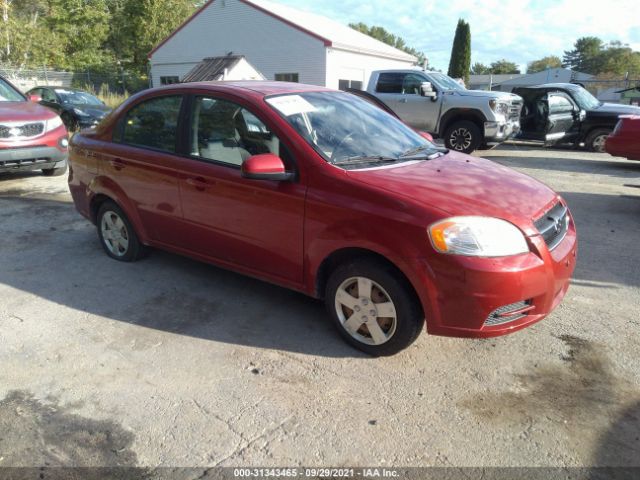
[325,259,424,356]
[585,128,611,153]
[444,121,481,153]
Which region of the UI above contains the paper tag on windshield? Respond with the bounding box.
[266,95,316,116]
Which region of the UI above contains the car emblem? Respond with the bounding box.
[8,127,21,137]
[554,218,563,233]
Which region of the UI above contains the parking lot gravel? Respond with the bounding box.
[0,145,639,471]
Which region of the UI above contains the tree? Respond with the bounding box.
[489,59,520,74]
[470,62,490,75]
[447,19,471,84]
[598,41,640,76]
[349,22,427,66]
[562,36,604,73]
[527,55,562,74]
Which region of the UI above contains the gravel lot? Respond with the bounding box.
[0,145,639,473]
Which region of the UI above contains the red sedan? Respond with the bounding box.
[68,81,577,356]
[605,115,640,160]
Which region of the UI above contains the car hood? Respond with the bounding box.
[68,104,112,117]
[0,101,58,123]
[453,90,520,101]
[345,151,558,233]
[591,103,640,115]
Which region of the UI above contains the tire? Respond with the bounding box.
[325,259,424,356]
[96,201,146,262]
[42,164,68,177]
[585,128,611,153]
[444,120,482,154]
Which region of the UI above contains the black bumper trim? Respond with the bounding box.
[0,146,68,172]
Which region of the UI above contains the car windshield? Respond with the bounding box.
[266,91,442,168]
[428,73,466,91]
[0,77,25,102]
[56,90,103,106]
[569,86,601,110]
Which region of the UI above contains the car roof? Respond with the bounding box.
[153,81,334,97]
[515,83,581,90]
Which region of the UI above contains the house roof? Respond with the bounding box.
[149,0,417,62]
[182,55,245,82]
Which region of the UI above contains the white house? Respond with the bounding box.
[148,0,417,90]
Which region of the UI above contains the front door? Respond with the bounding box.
[544,93,579,143]
[373,72,442,131]
[177,95,305,285]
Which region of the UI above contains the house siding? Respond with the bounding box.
[325,48,415,90]
[150,0,326,87]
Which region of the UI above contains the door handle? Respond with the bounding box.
[399,98,408,103]
[186,177,209,191]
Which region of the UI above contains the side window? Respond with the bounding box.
[338,79,363,91]
[375,73,405,94]
[401,73,424,95]
[191,97,287,167]
[160,76,180,85]
[42,89,57,103]
[119,95,182,153]
[548,94,575,114]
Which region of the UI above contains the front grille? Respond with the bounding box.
[485,300,532,326]
[0,122,45,139]
[534,202,569,251]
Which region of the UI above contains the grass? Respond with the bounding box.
[75,83,130,109]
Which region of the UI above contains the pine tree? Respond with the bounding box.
[447,19,471,84]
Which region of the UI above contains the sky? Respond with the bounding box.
[272,0,640,72]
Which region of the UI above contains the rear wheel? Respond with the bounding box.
[585,128,611,153]
[444,120,482,154]
[325,260,423,356]
[96,201,146,262]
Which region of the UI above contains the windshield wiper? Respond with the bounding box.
[400,145,449,159]
[332,155,399,166]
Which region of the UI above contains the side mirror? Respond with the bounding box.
[420,82,437,100]
[28,94,42,103]
[416,130,434,142]
[241,153,294,181]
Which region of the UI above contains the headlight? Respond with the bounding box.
[428,217,529,257]
[44,116,64,133]
[489,99,510,117]
[73,108,91,117]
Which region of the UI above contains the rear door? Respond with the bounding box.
[373,72,440,131]
[101,94,186,246]
[544,92,579,143]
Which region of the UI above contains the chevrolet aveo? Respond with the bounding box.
[68,82,577,356]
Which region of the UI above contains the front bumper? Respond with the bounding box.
[0,146,68,173]
[411,215,577,338]
[485,119,521,143]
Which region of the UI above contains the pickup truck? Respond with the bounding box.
[513,83,640,152]
[366,69,523,153]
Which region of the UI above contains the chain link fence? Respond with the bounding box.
[0,65,148,95]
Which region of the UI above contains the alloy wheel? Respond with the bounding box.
[334,276,397,346]
[592,134,607,153]
[100,211,130,257]
[449,128,472,151]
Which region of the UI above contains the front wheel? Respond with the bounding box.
[585,128,611,153]
[444,120,482,154]
[325,260,424,356]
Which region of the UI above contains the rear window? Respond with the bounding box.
[0,77,25,102]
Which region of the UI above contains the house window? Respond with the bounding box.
[160,76,180,85]
[338,79,363,91]
[275,73,299,83]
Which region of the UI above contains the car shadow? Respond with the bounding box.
[559,190,640,289]
[589,401,640,479]
[0,194,364,359]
